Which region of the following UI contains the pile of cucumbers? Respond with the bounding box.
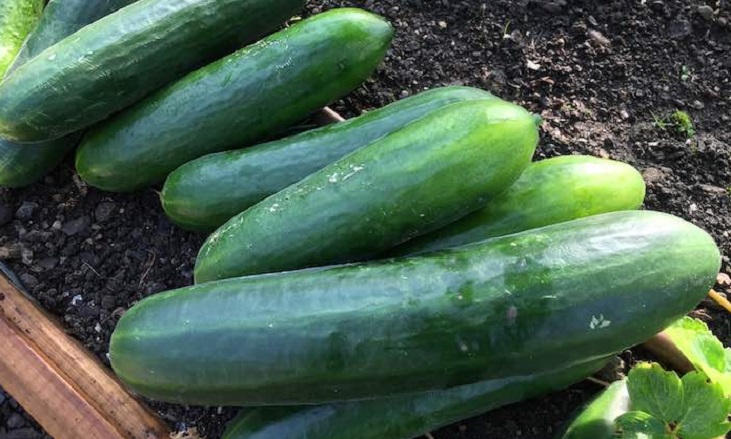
[0,1,723,438]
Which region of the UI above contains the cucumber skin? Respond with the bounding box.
[559,379,629,439]
[0,0,43,78]
[0,0,140,188]
[391,155,647,256]
[193,99,539,282]
[110,211,720,406]
[0,0,306,142]
[223,358,610,439]
[75,8,394,192]
[6,0,140,77]
[161,86,496,232]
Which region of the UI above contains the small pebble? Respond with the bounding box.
[101,295,116,310]
[667,19,692,40]
[19,273,39,289]
[7,413,25,429]
[95,202,116,223]
[36,257,59,271]
[61,216,90,236]
[717,272,731,287]
[14,202,38,220]
[697,5,714,21]
[21,247,34,266]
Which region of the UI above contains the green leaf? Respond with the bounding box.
[626,363,683,422]
[622,363,731,439]
[676,371,731,439]
[664,317,731,396]
[615,411,669,438]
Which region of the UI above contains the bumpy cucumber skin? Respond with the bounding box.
[0,0,43,78]
[559,379,629,439]
[194,99,539,282]
[222,358,610,439]
[161,86,496,232]
[110,211,720,406]
[0,0,306,142]
[5,0,139,77]
[75,8,394,192]
[0,0,140,188]
[392,155,647,256]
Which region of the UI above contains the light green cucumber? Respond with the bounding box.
[194,98,539,282]
[391,155,646,256]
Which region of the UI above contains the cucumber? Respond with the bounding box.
[0,0,43,78]
[5,0,139,78]
[161,86,496,232]
[391,155,647,256]
[0,0,306,142]
[558,379,629,439]
[0,0,140,188]
[75,8,394,192]
[194,99,539,282]
[110,211,720,406]
[223,357,610,439]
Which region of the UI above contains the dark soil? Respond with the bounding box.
[1,0,730,438]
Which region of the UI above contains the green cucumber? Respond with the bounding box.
[110,211,720,406]
[391,155,647,256]
[75,8,394,192]
[161,86,496,232]
[0,0,43,78]
[558,379,629,439]
[223,358,610,439]
[0,0,306,142]
[194,99,539,282]
[0,0,140,188]
[6,0,140,77]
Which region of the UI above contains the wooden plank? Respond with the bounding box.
[0,274,170,439]
[0,317,122,438]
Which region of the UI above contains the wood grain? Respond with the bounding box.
[0,274,170,439]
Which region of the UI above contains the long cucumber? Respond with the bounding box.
[390,155,646,256]
[161,86,496,231]
[0,0,306,142]
[75,8,394,192]
[0,0,140,187]
[223,358,610,439]
[110,211,720,406]
[194,98,539,282]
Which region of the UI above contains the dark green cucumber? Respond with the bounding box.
[223,358,610,439]
[6,0,140,77]
[194,99,539,282]
[75,8,394,192]
[558,379,629,439]
[110,211,720,406]
[161,86,496,232]
[0,0,43,78]
[391,155,646,256]
[0,0,140,188]
[0,0,306,142]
